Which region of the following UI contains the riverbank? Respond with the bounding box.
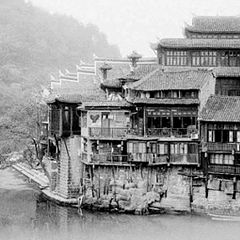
[11,162,240,217]
[1,168,240,240]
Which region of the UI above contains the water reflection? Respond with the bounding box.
[1,168,240,240]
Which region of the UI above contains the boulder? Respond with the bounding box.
[146,191,160,204]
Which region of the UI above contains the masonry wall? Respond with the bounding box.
[82,165,198,212]
[82,164,240,214]
[57,136,81,199]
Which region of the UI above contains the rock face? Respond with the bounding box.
[81,166,191,214]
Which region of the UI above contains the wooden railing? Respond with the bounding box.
[147,128,193,138]
[91,154,129,164]
[208,164,240,175]
[170,154,198,164]
[207,143,236,152]
[89,127,128,138]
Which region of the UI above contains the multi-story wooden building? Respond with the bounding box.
[45,16,240,202]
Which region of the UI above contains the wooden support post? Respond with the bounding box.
[98,166,101,199]
[143,107,147,136]
[189,168,193,205]
[59,105,63,136]
[205,173,209,199]
[70,107,73,136]
[233,177,237,200]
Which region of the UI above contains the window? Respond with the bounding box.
[192,52,200,66]
[220,51,240,66]
[210,154,234,165]
[237,131,240,142]
[192,51,216,66]
[208,129,238,143]
[162,117,171,128]
[229,131,234,142]
[222,130,229,143]
[208,130,214,142]
[165,51,187,66]
[172,91,179,98]
[157,143,168,154]
[215,130,222,142]
[173,117,182,128]
[170,143,193,154]
[128,142,146,153]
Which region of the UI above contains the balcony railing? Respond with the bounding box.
[129,153,168,164]
[89,127,127,138]
[208,164,240,175]
[91,154,129,164]
[207,143,237,152]
[170,154,198,164]
[147,128,192,138]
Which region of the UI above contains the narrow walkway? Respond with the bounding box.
[12,163,78,205]
[12,163,49,188]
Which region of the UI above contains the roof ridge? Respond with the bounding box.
[130,67,162,89]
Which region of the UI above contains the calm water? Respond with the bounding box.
[0,168,240,240]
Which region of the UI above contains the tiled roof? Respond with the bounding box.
[127,68,213,91]
[46,93,84,104]
[46,91,106,104]
[154,38,240,49]
[95,59,131,83]
[101,79,122,89]
[80,100,132,108]
[95,57,157,83]
[186,16,240,33]
[199,95,240,122]
[120,63,158,81]
[213,67,240,77]
[129,98,199,105]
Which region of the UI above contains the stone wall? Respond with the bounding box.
[81,165,240,214]
[57,136,81,199]
[81,165,201,213]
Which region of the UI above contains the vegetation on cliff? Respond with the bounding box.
[0,0,121,155]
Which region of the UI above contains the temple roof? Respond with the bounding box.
[127,69,213,91]
[199,95,240,122]
[153,38,240,49]
[185,16,240,34]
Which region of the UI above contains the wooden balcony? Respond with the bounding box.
[208,164,240,175]
[129,153,154,163]
[170,154,199,165]
[87,154,130,166]
[147,128,193,138]
[207,143,237,152]
[89,127,127,139]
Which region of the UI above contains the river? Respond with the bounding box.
[0,168,240,240]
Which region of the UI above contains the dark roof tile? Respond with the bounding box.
[101,79,122,88]
[186,16,240,33]
[199,95,240,122]
[120,63,158,81]
[154,38,240,49]
[127,68,213,91]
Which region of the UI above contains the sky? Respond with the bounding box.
[29,0,240,57]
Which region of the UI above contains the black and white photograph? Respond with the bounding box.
[1,0,240,239]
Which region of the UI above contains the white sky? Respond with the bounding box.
[30,0,240,57]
